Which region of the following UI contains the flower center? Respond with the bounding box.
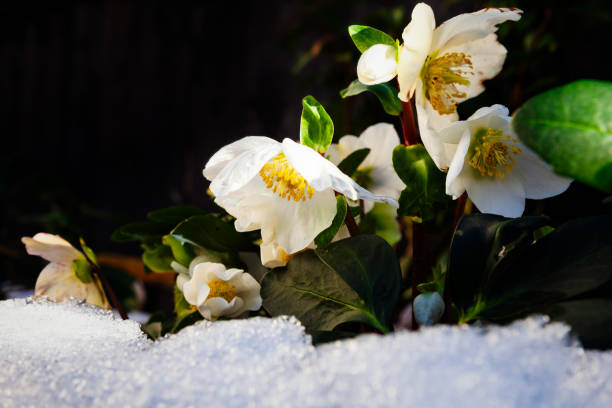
[259,153,315,201]
[468,127,522,178]
[206,280,236,303]
[420,51,473,115]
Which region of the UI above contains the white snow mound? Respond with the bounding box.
[1,298,611,407]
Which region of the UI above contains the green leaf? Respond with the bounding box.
[513,80,612,193]
[171,215,257,253]
[79,237,99,268]
[340,80,402,116]
[448,214,551,314]
[314,196,348,249]
[142,243,174,273]
[358,202,401,245]
[147,205,207,224]
[336,148,371,177]
[141,322,162,340]
[392,144,447,221]
[172,284,202,333]
[261,235,401,334]
[348,25,396,53]
[162,234,195,267]
[542,298,612,349]
[73,259,93,283]
[299,95,334,153]
[111,222,172,243]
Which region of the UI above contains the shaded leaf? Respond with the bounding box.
[358,202,401,245]
[142,244,174,273]
[147,205,207,225]
[261,235,401,334]
[513,80,612,193]
[111,222,172,243]
[171,215,257,253]
[336,148,371,177]
[340,80,402,116]
[299,95,334,153]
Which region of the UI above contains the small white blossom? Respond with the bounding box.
[440,105,572,217]
[326,123,404,213]
[21,233,110,309]
[181,261,261,320]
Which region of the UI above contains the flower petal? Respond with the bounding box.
[465,172,526,217]
[200,297,235,320]
[282,138,398,206]
[512,143,572,199]
[356,44,398,85]
[208,138,282,197]
[212,267,243,282]
[398,3,436,101]
[415,90,456,170]
[359,123,400,168]
[445,128,471,199]
[21,233,83,266]
[203,136,280,180]
[329,135,363,165]
[431,7,522,52]
[260,241,292,268]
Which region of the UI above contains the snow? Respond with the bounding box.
[1,298,611,407]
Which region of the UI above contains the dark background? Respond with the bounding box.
[1,0,611,296]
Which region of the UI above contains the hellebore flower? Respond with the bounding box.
[440,105,572,217]
[326,123,404,213]
[180,261,261,320]
[203,137,398,260]
[21,233,110,309]
[356,3,521,169]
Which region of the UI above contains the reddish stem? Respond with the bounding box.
[92,265,128,320]
[451,193,467,233]
[344,208,360,237]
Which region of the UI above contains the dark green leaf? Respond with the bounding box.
[358,202,401,245]
[147,205,207,225]
[310,330,358,345]
[261,235,401,334]
[393,144,447,221]
[314,196,348,249]
[340,80,402,116]
[141,322,162,340]
[448,214,550,313]
[79,237,99,267]
[513,80,612,193]
[542,298,612,349]
[111,222,172,243]
[73,259,93,283]
[348,25,396,53]
[142,244,174,273]
[171,310,203,334]
[299,95,334,153]
[171,215,257,252]
[336,148,371,177]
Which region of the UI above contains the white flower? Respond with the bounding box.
[181,261,261,320]
[326,123,405,213]
[203,137,398,258]
[440,105,572,217]
[21,233,110,309]
[356,3,522,169]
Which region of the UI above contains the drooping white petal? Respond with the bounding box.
[512,144,572,199]
[34,263,85,299]
[415,90,456,170]
[465,171,526,217]
[208,139,282,197]
[282,138,398,207]
[445,128,472,199]
[260,241,292,268]
[467,104,509,122]
[176,273,189,292]
[196,283,212,306]
[200,297,236,321]
[431,7,522,52]
[203,136,280,180]
[398,3,436,101]
[327,135,363,165]
[21,233,83,266]
[212,267,243,282]
[357,44,398,85]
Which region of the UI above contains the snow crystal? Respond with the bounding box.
[1,298,611,407]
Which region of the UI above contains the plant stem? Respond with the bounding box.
[398,93,418,146]
[91,265,128,320]
[451,193,467,233]
[344,208,360,237]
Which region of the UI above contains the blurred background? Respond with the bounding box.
[1,0,610,313]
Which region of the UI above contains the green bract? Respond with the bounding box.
[340,80,402,116]
[299,95,334,153]
[392,144,447,221]
[513,80,612,193]
[73,259,93,283]
[314,196,348,249]
[262,235,401,334]
[348,25,396,53]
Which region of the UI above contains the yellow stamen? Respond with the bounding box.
[468,127,522,177]
[259,153,315,201]
[206,280,236,303]
[420,51,473,115]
